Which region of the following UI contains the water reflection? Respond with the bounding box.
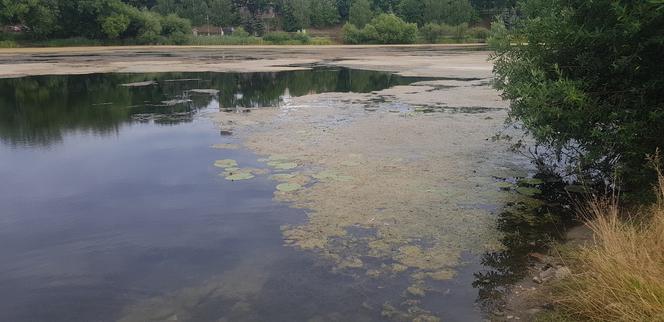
[0,68,421,147]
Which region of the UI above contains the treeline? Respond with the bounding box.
[0,0,513,44]
[0,0,192,43]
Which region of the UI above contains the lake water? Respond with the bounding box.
[0,68,538,321]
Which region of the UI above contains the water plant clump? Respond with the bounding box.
[267,161,299,170]
[276,183,302,192]
[214,159,239,168]
[516,186,542,196]
[225,172,255,181]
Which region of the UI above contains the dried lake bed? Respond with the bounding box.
[0,46,547,321]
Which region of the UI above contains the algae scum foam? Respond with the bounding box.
[0,68,537,322]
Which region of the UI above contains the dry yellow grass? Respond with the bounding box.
[554,172,664,321]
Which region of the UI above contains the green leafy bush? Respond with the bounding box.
[341,22,363,44]
[467,26,489,40]
[263,32,310,44]
[342,14,417,44]
[232,27,250,38]
[491,0,664,190]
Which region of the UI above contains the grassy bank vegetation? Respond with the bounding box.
[546,170,664,321]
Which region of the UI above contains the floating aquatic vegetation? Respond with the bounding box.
[211,143,240,150]
[120,81,156,87]
[214,159,238,168]
[495,182,514,190]
[312,170,354,182]
[518,178,544,186]
[271,173,296,181]
[225,172,255,181]
[267,161,298,170]
[515,186,542,196]
[276,183,302,192]
[406,285,426,297]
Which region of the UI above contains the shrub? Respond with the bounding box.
[101,14,130,39]
[342,14,418,44]
[370,14,418,44]
[341,22,363,44]
[263,32,310,44]
[0,40,19,48]
[467,26,489,40]
[232,27,250,38]
[420,23,442,43]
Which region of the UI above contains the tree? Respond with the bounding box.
[281,0,310,31]
[0,0,60,37]
[101,13,130,38]
[310,0,339,28]
[336,0,351,20]
[209,0,237,26]
[491,0,664,190]
[397,0,424,25]
[369,13,417,44]
[342,13,417,44]
[349,0,372,27]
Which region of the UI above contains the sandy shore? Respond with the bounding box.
[0,44,490,79]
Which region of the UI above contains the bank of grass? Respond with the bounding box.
[0,32,335,48]
[546,172,664,321]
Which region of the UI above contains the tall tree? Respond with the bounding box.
[349,0,372,27]
[491,0,664,190]
[209,0,237,26]
[310,0,339,28]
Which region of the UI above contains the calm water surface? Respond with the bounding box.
[0,69,527,321]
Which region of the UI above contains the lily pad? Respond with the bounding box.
[495,182,514,190]
[211,143,240,150]
[214,159,238,168]
[225,173,255,181]
[518,178,545,186]
[276,183,302,192]
[516,186,542,196]
[271,173,296,181]
[267,161,298,170]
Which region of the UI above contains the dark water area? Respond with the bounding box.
[0,69,437,322]
[0,68,561,322]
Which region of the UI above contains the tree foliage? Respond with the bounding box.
[491,0,664,189]
[343,13,417,44]
[349,0,373,27]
